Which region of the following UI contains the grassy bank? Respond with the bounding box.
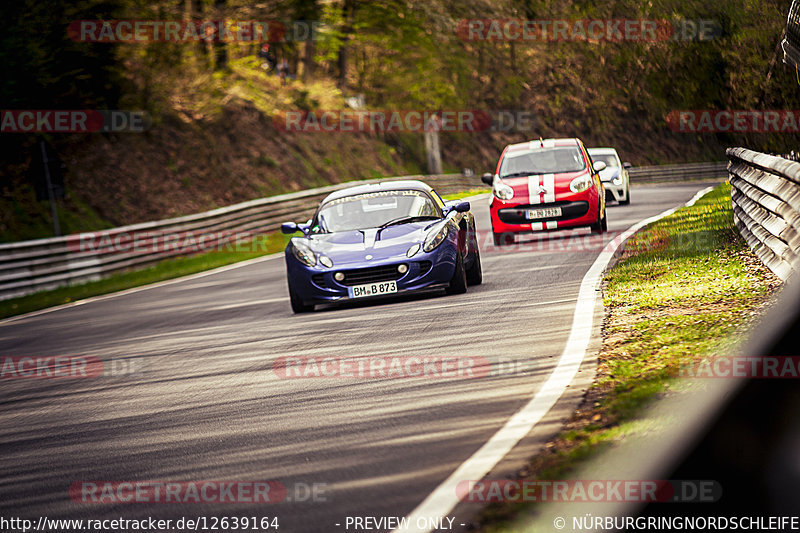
[477,182,780,531]
[0,188,487,320]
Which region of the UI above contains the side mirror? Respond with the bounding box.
[593,161,607,173]
[282,222,310,234]
[453,201,470,213]
[481,173,494,186]
[622,162,632,169]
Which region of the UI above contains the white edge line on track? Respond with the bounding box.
[0,253,283,326]
[394,185,716,533]
[0,192,492,327]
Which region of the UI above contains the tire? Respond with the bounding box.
[466,247,483,286]
[590,202,607,234]
[446,251,468,295]
[493,232,515,246]
[619,185,631,205]
[289,284,314,313]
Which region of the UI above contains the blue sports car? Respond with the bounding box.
[281,180,482,313]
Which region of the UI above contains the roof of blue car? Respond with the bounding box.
[320,180,435,204]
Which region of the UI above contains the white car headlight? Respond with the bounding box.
[423,222,451,252]
[406,243,421,257]
[291,239,317,267]
[612,174,624,186]
[319,255,333,268]
[570,174,593,193]
[493,182,514,201]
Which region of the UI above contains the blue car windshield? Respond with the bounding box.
[315,190,440,232]
[500,146,586,177]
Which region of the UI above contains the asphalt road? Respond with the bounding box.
[0,182,716,533]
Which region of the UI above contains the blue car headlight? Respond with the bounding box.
[291,239,317,267]
[423,222,450,252]
[406,243,421,257]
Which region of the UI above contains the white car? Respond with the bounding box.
[587,147,631,205]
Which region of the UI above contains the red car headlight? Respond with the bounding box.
[569,174,593,193]
[493,182,514,201]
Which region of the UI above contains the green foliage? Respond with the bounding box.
[3,0,800,243]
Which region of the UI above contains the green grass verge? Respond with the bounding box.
[0,232,293,320]
[441,187,490,201]
[476,182,779,531]
[0,187,490,320]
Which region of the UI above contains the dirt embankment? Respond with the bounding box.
[1,96,723,242]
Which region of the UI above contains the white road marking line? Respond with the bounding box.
[516,264,566,273]
[394,186,716,533]
[687,186,715,206]
[208,297,287,310]
[0,253,283,326]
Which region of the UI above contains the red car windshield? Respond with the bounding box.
[500,146,586,177]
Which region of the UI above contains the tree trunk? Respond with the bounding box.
[338,46,347,89]
[193,0,208,64]
[424,127,442,175]
[303,40,315,81]
[337,0,357,90]
[213,0,227,71]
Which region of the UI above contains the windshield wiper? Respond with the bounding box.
[501,171,548,178]
[377,215,439,230]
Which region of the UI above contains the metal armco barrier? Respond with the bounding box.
[0,174,473,301]
[628,161,728,183]
[727,147,800,281]
[0,161,729,302]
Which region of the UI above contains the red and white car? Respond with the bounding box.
[481,138,608,245]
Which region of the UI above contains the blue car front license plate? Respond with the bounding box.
[348,281,398,298]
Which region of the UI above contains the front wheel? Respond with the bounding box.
[446,251,468,295]
[289,285,314,313]
[619,185,631,205]
[590,203,607,234]
[466,246,483,286]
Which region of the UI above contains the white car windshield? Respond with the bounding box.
[590,153,620,168]
[500,146,586,177]
[315,190,440,232]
